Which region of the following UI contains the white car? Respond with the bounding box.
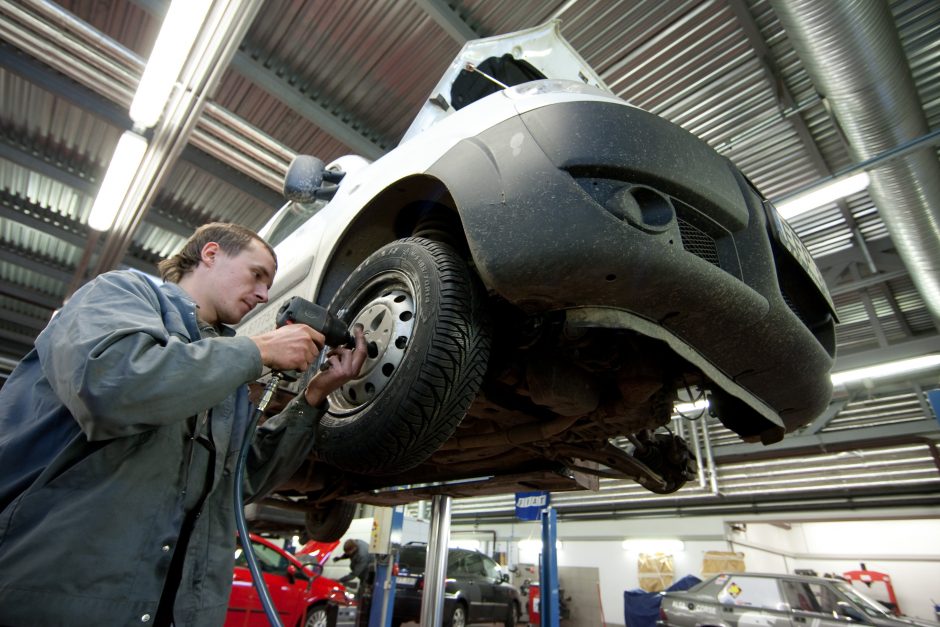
[238,21,836,541]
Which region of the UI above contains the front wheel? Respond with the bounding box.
[316,238,491,474]
[304,604,329,627]
[504,601,520,627]
[304,500,356,542]
[446,603,468,627]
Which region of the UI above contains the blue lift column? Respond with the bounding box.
[539,506,560,627]
[368,505,404,627]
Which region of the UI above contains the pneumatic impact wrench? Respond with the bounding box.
[236,296,351,627]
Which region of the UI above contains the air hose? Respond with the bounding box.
[234,372,284,627]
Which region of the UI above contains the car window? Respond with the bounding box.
[265,200,327,248]
[399,546,427,574]
[447,551,471,578]
[834,582,893,618]
[481,555,501,581]
[806,583,841,615]
[463,552,486,577]
[234,541,292,577]
[782,580,822,612]
[717,576,785,610]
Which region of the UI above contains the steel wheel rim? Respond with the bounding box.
[328,271,416,414]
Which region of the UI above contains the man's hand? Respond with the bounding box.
[304,324,368,407]
[250,324,323,372]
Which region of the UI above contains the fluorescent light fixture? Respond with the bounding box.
[831,354,940,386]
[675,399,709,414]
[775,172,871,220]
[621,539,685,553]
[129,0,213,128]
[88,131,148,231]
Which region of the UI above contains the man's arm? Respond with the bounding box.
[241,326,367,501]
[37,272,263,440]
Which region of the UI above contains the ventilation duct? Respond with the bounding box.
[769,0,940,319]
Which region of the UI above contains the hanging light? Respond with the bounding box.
[774,172,871,219]
[87,131,148,231]
[831,354,940,386]
[129,0,213,128]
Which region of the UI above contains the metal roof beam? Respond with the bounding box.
[0,191,88,248]
[834,335,940,372]
[714,420,938,461]
[0,42,130,129]
[0,244,73,283]
[231,51,386,159]
[414,0,478,43]
[0,281,62,310]
[0,308,48,332]
[829,269,909,297]
[0,327,34,354]
[0,43,282,208]
[128,0,387,159]
[0,191,158,276]
[0,136,96,195]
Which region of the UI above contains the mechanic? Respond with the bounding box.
[335,538,374,587]
[0,222,367,627]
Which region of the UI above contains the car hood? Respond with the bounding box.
[297,539,341,566]
[400,19,608,143]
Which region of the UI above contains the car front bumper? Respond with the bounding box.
[429,98,835,438]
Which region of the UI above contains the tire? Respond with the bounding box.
[304,500,356,542]
[304,604,329,627]
[317,237,491,474]
[504,601,519,627]
[445,603,468,627]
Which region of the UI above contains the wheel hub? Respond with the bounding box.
[332,288,415,409]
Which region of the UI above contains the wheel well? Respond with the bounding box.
[301,601,327,627]
[315,174,466,306]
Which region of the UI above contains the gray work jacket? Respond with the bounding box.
[0,271,323,627]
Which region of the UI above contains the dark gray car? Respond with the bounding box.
[659,573,931,627]
[391,544,522,627]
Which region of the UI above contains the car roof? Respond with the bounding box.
[708,572,843,585]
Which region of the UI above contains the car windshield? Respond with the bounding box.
[833,581,893,617]
[264,199,327,248]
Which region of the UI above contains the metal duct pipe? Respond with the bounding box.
[770,0,940,318]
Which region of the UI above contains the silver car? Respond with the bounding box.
[658,572,931,627]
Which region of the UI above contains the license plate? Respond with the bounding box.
[396,576,418,587]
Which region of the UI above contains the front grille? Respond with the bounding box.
[677,217,720,267]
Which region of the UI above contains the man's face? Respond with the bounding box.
[205,239,275,325]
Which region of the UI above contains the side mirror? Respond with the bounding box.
[283,156,327,202]
[501,573,511,584]
[286,564,298,584]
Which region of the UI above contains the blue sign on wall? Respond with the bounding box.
[515,491,550,521]
[928,389,940,427]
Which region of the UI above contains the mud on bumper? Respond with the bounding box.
[428,99,835,440]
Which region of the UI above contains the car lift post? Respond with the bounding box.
[540,506,560,627]
[367,506,404,627]
[419,494,452,626]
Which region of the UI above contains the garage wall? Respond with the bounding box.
[730,519,940,621]
[450,506,940,625]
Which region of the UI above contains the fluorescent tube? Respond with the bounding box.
[88,131,148,231]
[675,399,709,414]
[129,0,213,128]
[831,354,940,386]
[775,172,871,219]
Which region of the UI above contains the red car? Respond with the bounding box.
[227,534,353,627]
